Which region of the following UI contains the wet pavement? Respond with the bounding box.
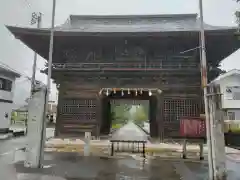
[0,128,54,154]
[1,151,238,180]
[0,150,214,180]
[13,152,194,180]
[1,132,240,179]
[0,137,26,154]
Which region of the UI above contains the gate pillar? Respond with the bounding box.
[96,94,102,139]
[156,92,164,141]
[149,94,158,138]
[55,83,64,137]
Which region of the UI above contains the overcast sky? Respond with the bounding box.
[0,0,239,106]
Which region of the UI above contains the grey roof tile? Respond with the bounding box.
[54,14,235,32]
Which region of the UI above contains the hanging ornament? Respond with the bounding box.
[106,89,109,96]
[149,90,152,96]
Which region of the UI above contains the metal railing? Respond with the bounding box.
[50,62,199,71]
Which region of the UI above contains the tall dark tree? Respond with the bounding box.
[235,0,240,27]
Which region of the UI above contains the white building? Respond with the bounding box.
[213,69,240,120]
[0,64,20,133]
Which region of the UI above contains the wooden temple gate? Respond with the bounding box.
[55,82,201,139]
[6,14,239,141]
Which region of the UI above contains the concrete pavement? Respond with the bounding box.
[1,129,240,179]
[0,152,204,180]
[0,128,54,155]
[0,151,239,180]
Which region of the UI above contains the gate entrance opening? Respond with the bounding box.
[100,89,159,137]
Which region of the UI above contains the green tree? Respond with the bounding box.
[132,105,148,127]
[111,104,131,126]
[235,1,240,27]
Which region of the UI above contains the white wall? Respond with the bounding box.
[218,75,240,109]
[0,102,12,129]
[0,73,17,129]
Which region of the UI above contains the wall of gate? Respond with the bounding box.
[57,98,98,136]
[162,97,200,138]
[55,84,100,137]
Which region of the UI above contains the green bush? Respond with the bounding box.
[229,127,240,133]
[112,124,122,129]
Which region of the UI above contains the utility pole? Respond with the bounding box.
[30,12,42,93]
[38,0,57,167]
[198,0,215,179]
[24,12,42,135]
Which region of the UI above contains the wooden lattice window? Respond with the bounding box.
[163,98,199,122]
[60,98,97,121]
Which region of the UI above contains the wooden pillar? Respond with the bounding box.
[96,93,102,138]
[99,95,111,136]
[149,95,158,138]
[55,83,64,137]
[157,92,164,141]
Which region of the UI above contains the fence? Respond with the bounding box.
[110,140,146,158]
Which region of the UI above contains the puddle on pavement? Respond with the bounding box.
[2,151,224,180]
[9,152,183,180]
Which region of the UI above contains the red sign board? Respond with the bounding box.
[180,117,206,137]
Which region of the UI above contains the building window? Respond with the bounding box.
[0,78,12,92]
[228,112,235,120]
[225,86,240,100]
[233,92,240,100]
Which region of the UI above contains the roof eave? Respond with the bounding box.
[0,65,21,78]
[69,13,198,20]
[1,70,21,78]
[211,70,240,84]
[6,25,238,36]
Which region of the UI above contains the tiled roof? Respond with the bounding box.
[53,13,234,32]
[212,69,240,83]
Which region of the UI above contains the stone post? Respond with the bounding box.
[84,132,91,156]
[207,84,226,180]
